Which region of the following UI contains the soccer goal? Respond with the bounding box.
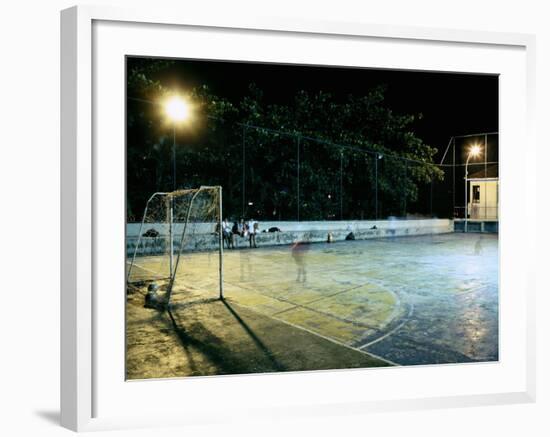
[126,186,224,307]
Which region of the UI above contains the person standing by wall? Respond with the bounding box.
[248,219,258,248]
[222,218,234,249]
[238,218,245,237]
[291,236,310,283]
[232,220,240,248]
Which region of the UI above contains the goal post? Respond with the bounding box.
[126,186,224,306]
[165,186,225,305]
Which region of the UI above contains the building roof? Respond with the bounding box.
[468,164,498,179]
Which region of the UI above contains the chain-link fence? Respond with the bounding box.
[435,133,499,221]
[127,109,498,223]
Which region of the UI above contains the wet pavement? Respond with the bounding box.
[133,232,498,367]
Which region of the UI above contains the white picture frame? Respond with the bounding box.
[61,5,536,432]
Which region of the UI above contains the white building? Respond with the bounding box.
[467,165,498,220]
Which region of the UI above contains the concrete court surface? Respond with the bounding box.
[126,232,498,379]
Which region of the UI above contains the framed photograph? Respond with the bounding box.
[61,5,536,431]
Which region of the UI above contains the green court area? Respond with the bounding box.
[126,233,498,378]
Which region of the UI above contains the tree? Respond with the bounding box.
[126,60,443,221]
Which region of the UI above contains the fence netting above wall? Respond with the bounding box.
[126,108,498,223]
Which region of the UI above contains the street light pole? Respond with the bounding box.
[164,95,190,191]
[164,94,191,277]
[464,144,481,233]
[172,124,176,191]
[465,155,469,233]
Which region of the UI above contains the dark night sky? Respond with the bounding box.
[131,57,499,160]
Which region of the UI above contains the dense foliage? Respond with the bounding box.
[127,60,443,222]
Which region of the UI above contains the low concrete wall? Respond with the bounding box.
[127,219,453,256]
[454,220,499,233]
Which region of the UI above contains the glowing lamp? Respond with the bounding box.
[164,96,190,122]
[469,144,481,157]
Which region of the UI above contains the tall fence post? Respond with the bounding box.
[375,154,378,220]
[452,137,456,217]
[169,195,173,277]
[297,135,300,221]
[464,163,468,232]
[219,186,224,300]
[340,149,343,220]
[403,161,408,217]
[242,125,246,218]
[483,134,487,219]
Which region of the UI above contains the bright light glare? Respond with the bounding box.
[469,144,481,157]
[165,96,190,122]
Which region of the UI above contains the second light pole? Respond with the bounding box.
[464,143,481,233]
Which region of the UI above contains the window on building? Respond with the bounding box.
[473,185,481,203]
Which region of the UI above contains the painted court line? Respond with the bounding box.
[269,281,370,317]
[358,302,415,350]
[228,300,399,367]
[225,279,383,330]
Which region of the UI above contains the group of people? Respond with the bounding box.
[221,218,259,249]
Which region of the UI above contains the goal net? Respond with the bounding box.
[126,186,223,307]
